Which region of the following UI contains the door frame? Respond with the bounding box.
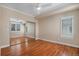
[25,21,36,39]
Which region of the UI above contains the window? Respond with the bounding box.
[61,16,73,37]
[11,24,16,31]
[10,22,21,32]
[16,23,20,31]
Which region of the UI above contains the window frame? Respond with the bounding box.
[10,21,21,32]
[61,16,74,38]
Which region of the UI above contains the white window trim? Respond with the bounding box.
[10,22,21,32]
[9,17,22,32]
[61,16,74,39]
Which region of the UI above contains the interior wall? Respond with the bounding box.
[0,6,38,48]
[37,9,79,47]
[0,6,3,48]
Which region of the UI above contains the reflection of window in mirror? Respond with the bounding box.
[61,16,73,37]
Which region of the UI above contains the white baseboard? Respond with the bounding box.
[1,38,79,48]
[0,44,10,48]
[35,38,40,40]
[26,36,38,40]
[39,38,79,48]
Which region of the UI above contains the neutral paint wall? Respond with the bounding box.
[0,6,38,48]
[37,9,79,46]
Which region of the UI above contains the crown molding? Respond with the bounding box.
[0,4,79,19]
[36,4,79,18]
[0,5,35,18]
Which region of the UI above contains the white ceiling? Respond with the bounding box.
[0,3,79,17]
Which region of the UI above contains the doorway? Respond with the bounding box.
[24,21,36,39]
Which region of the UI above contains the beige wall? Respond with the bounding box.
[0,6,38,48]
[37,9,79,47]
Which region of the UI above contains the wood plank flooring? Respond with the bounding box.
[1,37,79,56]
[10,37,27,46]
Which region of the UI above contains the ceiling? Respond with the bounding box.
[0,3,79,17]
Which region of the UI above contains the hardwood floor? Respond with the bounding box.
[10,37,27,45]
[1,37,79,56]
